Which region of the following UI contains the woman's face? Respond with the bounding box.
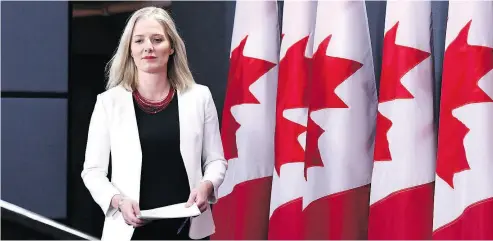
[130,18,174,74]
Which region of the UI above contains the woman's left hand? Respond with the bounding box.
[185,181,214,213]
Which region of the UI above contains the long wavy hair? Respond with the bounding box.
[105,7,195,92]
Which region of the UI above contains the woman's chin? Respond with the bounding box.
[139,65,167,74]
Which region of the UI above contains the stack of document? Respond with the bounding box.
[137,202,201,220]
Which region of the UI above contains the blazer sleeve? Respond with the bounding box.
[81,94,120,217]
[201,87,228,204]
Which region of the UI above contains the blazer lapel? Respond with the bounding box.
[115,87,143,200]
[177,88,200,191]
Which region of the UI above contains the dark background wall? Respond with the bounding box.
[1,0,448,238]
[1,1,69,220]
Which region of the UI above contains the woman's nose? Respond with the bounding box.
[143,39,153,52]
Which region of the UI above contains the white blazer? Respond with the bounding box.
[81,84,227,240]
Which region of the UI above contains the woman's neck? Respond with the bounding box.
[136,71,171,101]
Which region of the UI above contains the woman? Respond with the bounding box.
[81,6,227,240]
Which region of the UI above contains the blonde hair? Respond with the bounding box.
[105,7,195,92]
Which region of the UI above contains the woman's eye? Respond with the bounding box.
[154,38,163,43]
[134,39,143,43]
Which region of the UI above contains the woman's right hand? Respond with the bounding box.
[112,195,144,228]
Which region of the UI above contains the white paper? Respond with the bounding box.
[137,202,201,220]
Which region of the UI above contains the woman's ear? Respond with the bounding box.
[170,48,174,55]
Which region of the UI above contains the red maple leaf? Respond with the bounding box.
[437,20,493,188]
[374,22,431,162]
[304,35,363,179]
[221,36,277,160]
[374,112,393,161]
[275,36,311,175]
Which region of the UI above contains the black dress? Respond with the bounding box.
[131,93,192,240]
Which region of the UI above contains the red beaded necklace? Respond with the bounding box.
[133,87,175,114]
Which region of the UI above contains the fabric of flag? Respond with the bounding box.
[211,1,280,240]
[368,1,436,239]
[268,1,315,239]
[433,1,493,239]
[210,1,493,239]
[302,1,377,239]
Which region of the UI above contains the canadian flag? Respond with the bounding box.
[433,1,493,239]
[211,1,279,239]
[368,1,436,239]
[302,1,377,239]
[268,1,315,239]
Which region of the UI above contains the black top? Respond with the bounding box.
[131,93,192,240]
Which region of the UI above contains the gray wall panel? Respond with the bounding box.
[1,1,68,93]
[1,98,67,219]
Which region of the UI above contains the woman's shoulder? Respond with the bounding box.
[98,85,129,100]
[94,85,130,110]
[181,83,213,100]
